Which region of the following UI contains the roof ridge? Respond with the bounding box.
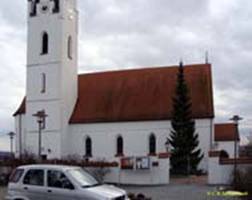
[78,63,211,77]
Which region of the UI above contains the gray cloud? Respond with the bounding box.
[0,1,26,28]
[0,0,251,148]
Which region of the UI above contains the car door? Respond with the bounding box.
[22,169,47,200]
[46,169,77,200]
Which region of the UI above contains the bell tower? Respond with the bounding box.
[26,0,78,158]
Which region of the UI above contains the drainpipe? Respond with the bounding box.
[210,118,213,150]
[19,115,22,159]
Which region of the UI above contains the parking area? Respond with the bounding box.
[122,184,215,200]
[1,184,216,200]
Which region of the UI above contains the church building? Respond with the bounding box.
[13,0,216,185]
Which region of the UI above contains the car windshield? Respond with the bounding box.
[67,168,100,187]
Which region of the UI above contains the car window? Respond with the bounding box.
[67,168,99,187]
[23,169,44,186]
[47,170,74,190]
[9,169,24,183]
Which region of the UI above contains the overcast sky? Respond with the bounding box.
[0,0,252,150]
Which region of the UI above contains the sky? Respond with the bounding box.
[0,0,252,150]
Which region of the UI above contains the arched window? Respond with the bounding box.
[53,0,60,13]
[30,1,37,16]
[85,137,92,157]
[67,36,73,59]
[116,136,124,156]
[41,32,48,55]
[149,134,156,155]
[41,73,46,93]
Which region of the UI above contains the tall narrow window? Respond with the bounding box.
[85,137,92,157]
[53,0,60,13]
[41,32,48,55]
[67,36,73,59]
[116,136,124,156]
[149,134,156,155]
[30,1,37,17]
[41,73,46,93]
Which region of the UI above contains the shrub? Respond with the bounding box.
[232,167,252,198]
[87,167,110,183]
[128,193,152,200]
[86,159,111,183]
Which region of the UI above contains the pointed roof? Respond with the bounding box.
[14,64,214,123]
[13,98,26,117]
[215,123,240,141]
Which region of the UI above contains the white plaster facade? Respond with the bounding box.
[14,0,216,185]
[208,156,233,185]
[214,141,239,158]
[15,114,213,171]
[67,120,212,171]
[208,156,252,185]
[24,0,78,158]
[97,157,170,185]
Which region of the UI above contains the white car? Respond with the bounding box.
[5,164,129,200]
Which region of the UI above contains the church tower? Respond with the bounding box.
[25,0,78,158]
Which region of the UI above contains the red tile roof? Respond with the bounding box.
[70,64,214,123]
[215,123,240,141]
[14,64,214,123]
[13,98,26,117]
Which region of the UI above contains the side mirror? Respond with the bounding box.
[63,180,75,190]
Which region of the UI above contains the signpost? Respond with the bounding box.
[33,110,48,160]
[229,115,243,189]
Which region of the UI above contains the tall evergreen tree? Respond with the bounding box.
[168,62,204,175]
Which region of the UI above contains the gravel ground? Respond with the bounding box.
[122,184,216,200]
[0,185,216,200]
[0,187,6,199]
[0,185,217,200]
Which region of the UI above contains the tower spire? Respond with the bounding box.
[179,58,184,68]
[205,51,209,64]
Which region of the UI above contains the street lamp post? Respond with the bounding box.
[33,110,48,160]
[229,115,243,189]
[8,132,15,154]
[165,140,171,153]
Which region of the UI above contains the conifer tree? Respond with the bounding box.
[168,62,204,174]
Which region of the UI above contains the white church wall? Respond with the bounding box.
[27,64,61,101]
[27,0,79,158]
[215,141,239,158]
[24,131,61,159]
[14,114,27,157]
[114,157,169,185]
[208,149,252,185]
[208,156,233,185]
[86,156,170,185]
[60,14,79,157]
[68,119,212,172]
[26,100,62,132]
[27,13,63,66]
[196,119,213,171]
[25,99,62,158]
[69,121,169,159]
[208,157,252,185]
